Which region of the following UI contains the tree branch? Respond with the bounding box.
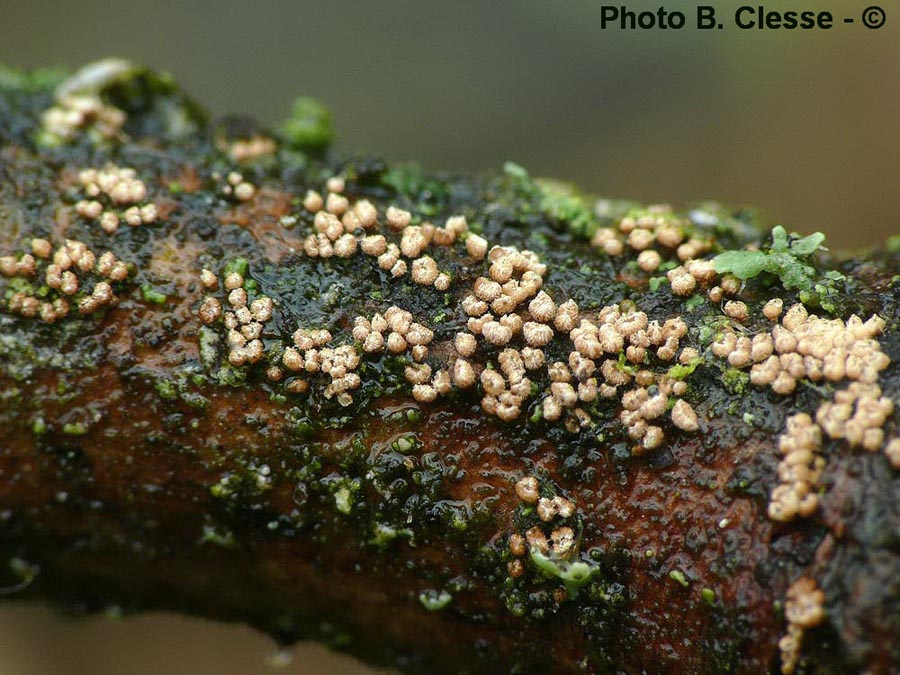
[1,61,898,674]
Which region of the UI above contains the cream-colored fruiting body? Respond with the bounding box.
[708,303,893,522]
[12,105,900,661]
[42,93,126,143]
[76,166,158,234]
[3,238,129,322]
[779,577,826,674]
[228,135,276,162]
[172,182,896,592]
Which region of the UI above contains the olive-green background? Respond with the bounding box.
[0,1,897,674]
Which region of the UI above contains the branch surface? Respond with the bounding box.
[0,61,899,675]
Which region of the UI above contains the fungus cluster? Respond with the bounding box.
[705,270,742,304]
[299,177,460,291]
[589,206,759,311]
[431,230,700,447]
[282,329,361,404]
[299,181,378,261]
[817,382,894,452]
[591,207,710,264]
[191,170,895,500]
[746,305,888,394]
[179,167,895,652]
[195,244,441,407]
[197,268,274,370]
[779,577,826,674]
[768,413,824,522]
[41,94,126,144]
[507,476,579,592]
[216,171,257,202]
[0,72,895,671]
[1,238,128,321]
[478,350,534,422]
[350,307,442,401]
[76,166,157,234]
[227,136,276,162]
[205,175,707,449]
[515,303,698,451]
[709,302,894,520]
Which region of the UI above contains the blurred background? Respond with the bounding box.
[0,1,897,673]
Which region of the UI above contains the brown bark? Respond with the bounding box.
[1,62,899,674]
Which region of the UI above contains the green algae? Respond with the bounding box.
[418,589,453,611]
[140,284,167,305]
[530,549,599,600]
[721,368,750,396]
[280,97,334,152]
[200,523,237,548]
[0,65,65,93]
[668,357,702,381]
[501,162,600,239]
[668,569,690,587]
[713,225,843,312]
[536,179,599,239]
[62,421,89,435]
[334,486,354,515]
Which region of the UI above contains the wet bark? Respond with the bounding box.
[0,62,899,674]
